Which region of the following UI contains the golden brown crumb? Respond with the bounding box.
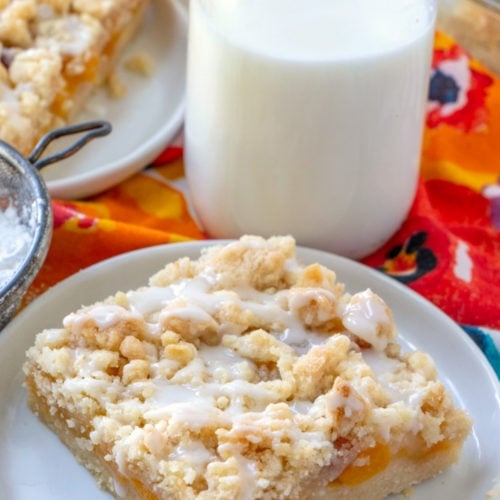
[107,69,128,98]
[125,51,155,76]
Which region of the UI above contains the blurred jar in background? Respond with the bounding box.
[437,0,500,74]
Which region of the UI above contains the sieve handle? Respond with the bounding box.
[28,121,112,170]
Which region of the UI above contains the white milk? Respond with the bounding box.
[185,0,436,258]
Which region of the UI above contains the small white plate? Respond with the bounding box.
[42,0,187,200]
[0,242,498,499]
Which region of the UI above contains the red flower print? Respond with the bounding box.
[52,202,97,230]
[427,44,493,132]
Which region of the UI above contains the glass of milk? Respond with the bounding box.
[184,0,437,259]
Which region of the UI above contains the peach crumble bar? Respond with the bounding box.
[24,236,472,499]
[0,0,151,155]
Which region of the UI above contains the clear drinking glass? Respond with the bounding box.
[185,0,437,259]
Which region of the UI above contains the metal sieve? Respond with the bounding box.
[0,120,112,331]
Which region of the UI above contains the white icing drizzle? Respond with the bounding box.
[288,399,314,414]
[127,286,176,317]
[63,305,142,331]
[199,344,255,380]
[113,428,145,475]
[123,272,332,354]
[288,288,337,320]
[278,323,329,354]
[144,401,230,429]
[148,381,199,407]
[168,441,215,476]
[342,289,393,351]
[160,304,217,329]
[362,348,400,377]
[233,453,259,500]
[60,262,407,425]
[326,386,364,418]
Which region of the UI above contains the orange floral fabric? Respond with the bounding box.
[24,148,205,305]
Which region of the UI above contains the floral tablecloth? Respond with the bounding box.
[26,32,500,378]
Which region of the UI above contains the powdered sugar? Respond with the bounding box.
[0,204,32,287]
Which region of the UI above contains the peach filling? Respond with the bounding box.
[330,443,391,487]
[49,27,123,119]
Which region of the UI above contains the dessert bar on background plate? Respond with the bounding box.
[0,0,151,154]
[39,0,187,200]
[0,0,187,200]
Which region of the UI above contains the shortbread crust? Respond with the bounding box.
[24,236,472,499]
[0,0,150,155]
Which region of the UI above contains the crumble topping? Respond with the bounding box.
[24,236,471,499]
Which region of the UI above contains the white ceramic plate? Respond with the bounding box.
[42,0,187,200]
[0,242,498,499]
